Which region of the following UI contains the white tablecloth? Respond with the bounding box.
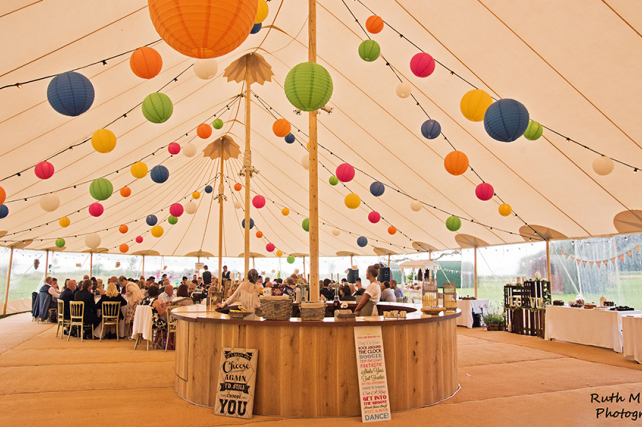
[545,306,642,353]
[456,299,489,328]
[622,315,642,363]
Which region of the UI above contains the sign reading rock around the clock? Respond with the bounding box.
[214,348,258,420]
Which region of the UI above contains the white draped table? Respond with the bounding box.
[545,305,641,353]
[623,315,642,363]
[456,299,489,328]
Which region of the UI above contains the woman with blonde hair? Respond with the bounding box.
[95,278,106,296]
[95,282,127,339]
[217,269,261,313]
[354,264,381,317]
[119,276,144,334]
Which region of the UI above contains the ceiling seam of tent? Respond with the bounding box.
[0,1,43,20]
[600,0,642,38]
[197,159,220,254]
[251,0,286,55]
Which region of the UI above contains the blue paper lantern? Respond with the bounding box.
[357,236,368,247]
[150,165,169,184]
[0,204,8,219]
[47,71,95,117]
[421,120,441,139]
[251,23,262,34]
[204,185,213,194]
[146,215,158,226]
[284,133,295,144]
[370,181,385,197]
[241,218,255,230]
[484,99,530,142]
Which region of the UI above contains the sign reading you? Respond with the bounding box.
[354,326,391,423]
[214,348,258,420]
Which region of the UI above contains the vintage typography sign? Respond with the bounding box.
[214,348,258,420]
[354,326,391,423]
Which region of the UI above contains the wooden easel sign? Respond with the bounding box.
[214,348,258,419]
[354,326,391,423]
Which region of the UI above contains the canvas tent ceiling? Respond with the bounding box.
[0,0,641,258]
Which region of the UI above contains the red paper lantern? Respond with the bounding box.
[120,187,131,197]
[119,243,129,253]
[475,183,494,201]
[119,225,128,234]
[197,123,212,139]
[135,236,143,244]
[130,47,163,79]
[169,203,184,217]
[410,53,435,78]
[272,119,291,137]
[266,243,275,252]
[256,231,263,238]
[35,161,55,180]
[365,16,384,34]
[252,195,266,209]
[336,163,355,182]
[168,142,181,155]
[88,202,104,217]
[234,183,242,191]
[388,225,397,235]
[368,211,381,224]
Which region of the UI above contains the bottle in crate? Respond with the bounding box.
[421,270,438,308]
[443,282,457,311]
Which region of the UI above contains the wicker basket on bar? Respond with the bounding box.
[300,301,326,321]
[259,296,293,321]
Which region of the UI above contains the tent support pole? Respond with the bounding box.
[303,256,306,278]
[142,255,145,277]
[244,56,252,279]
[387,253,391,268]
[90,252,93,277]
[308,0,319,302]
[44,250,49,278]
[218,157,225,289]
[546,240,552,282]
[474,247,478,299]
[1,247,14,315]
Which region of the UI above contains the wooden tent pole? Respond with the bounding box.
[244,56,252,278]
[546,240,552,282]
[218,157,225,288]
[142,255,145,277]
[1,247,14,315]
[90,252,93,277]
[303,256,306,277]
[474,247,478,299]
[387,253,391,267]
[44,250,49,278]
[308,0,319,302]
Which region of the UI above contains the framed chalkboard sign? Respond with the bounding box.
[214,348,259,419]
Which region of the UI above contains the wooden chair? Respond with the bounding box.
[100,302,121,342]
[68,301,94,342]
[165,305,178,352]
[56,300,70,338]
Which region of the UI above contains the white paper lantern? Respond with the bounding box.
[39,193,60,212]
[193,59,219,80]
[301,155,309,170]
[332,228,340,236]
[183,142,197,158]
[234,200,242,209]
[396,82,412,98]
[184,201,197,215]
[593,156,614,176]
[410,200,422,212]
[85,233,101,249]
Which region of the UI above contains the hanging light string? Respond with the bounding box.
[251,90,541,242]
[0,39,162,91]
[344,0,642,173]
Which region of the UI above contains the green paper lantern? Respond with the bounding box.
[142,93,173,124]
[358,40,381,62]
[446,215,462,232]
[284,62,333,112]
[212,118,224,129]
[168,215,178,225]
[89,178,113,201]
[329,176,339,186]
[523,120,543,141]
[302,218,310,232]
[55,238,65,248]
[287,255,295,264]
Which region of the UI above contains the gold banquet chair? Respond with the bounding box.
[68,301,94,342]
[56,299,70,338]
[100,302,121,342]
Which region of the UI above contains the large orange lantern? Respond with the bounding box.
[272,119,291,137]
[130,47,163,79]
[148,0,258,59]
[444,151,469,176]
[197,123,212,139]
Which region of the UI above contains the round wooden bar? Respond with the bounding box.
[172,303,460,418]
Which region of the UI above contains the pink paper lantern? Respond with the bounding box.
[135,236,143,244]
[252,195,266,209]
[475,183,494,201]
[410,52,435,78]
[35,161,55,180]
[168,142,181,155]
[88,202,104,217]
[368,211,381,224]
[169,203,184,217]
[266,243,275,252]
[336,163,355,182]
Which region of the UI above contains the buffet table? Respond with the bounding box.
[623,315,642,363]
[171,303,461,418]
[545,305,641,352]
[456,299,489,328]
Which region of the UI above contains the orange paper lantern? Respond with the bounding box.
[197,123,212,139]
[148,0,258,59]
[256,231,263,238]
[444,151,469,176]
[119,243,129,253]
[0,186,5,205]
[234,183,242,191]
[120,187,131,197]
[366,16,384,34]
[388,226,397,235]
[130,47,163,79]
[119,225,128,234]
[272,119,291,137]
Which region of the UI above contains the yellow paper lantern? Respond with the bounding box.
[345,193,361,209]
[91,129,117,153]
[255,0,269,23]
[282,208,290,216]
[192,191,201,199]
[59,216,70,228]
[276,250,283,257]
[460,89,493,122]
[498,203,512,217]
[131,162,148,179]
[151,225,164,238]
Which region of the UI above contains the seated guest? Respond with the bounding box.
[52,278,60,293]
[320,278,334,301]
[391,280,404,300]
[353,278,365,296]
[189,280,197,295]
[197,277,204,287]
[140,285,167,348]
[381,281,395,302]
[283,278,296,296]
[74,279,101,334]
[96,283,127,338]
[95,278,106,296]
[340,284,356,301]
[59,279,77,320]
[257,277,263,287]
[173,285,194,306]
[159,284,176,304]
[37,276,59,322]
[181,276,189,287]
[120,276,143,329]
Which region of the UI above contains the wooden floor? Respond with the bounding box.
[1,312,642,426]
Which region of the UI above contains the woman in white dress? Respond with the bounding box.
[218,269,261,312]
[354,264,381,317]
